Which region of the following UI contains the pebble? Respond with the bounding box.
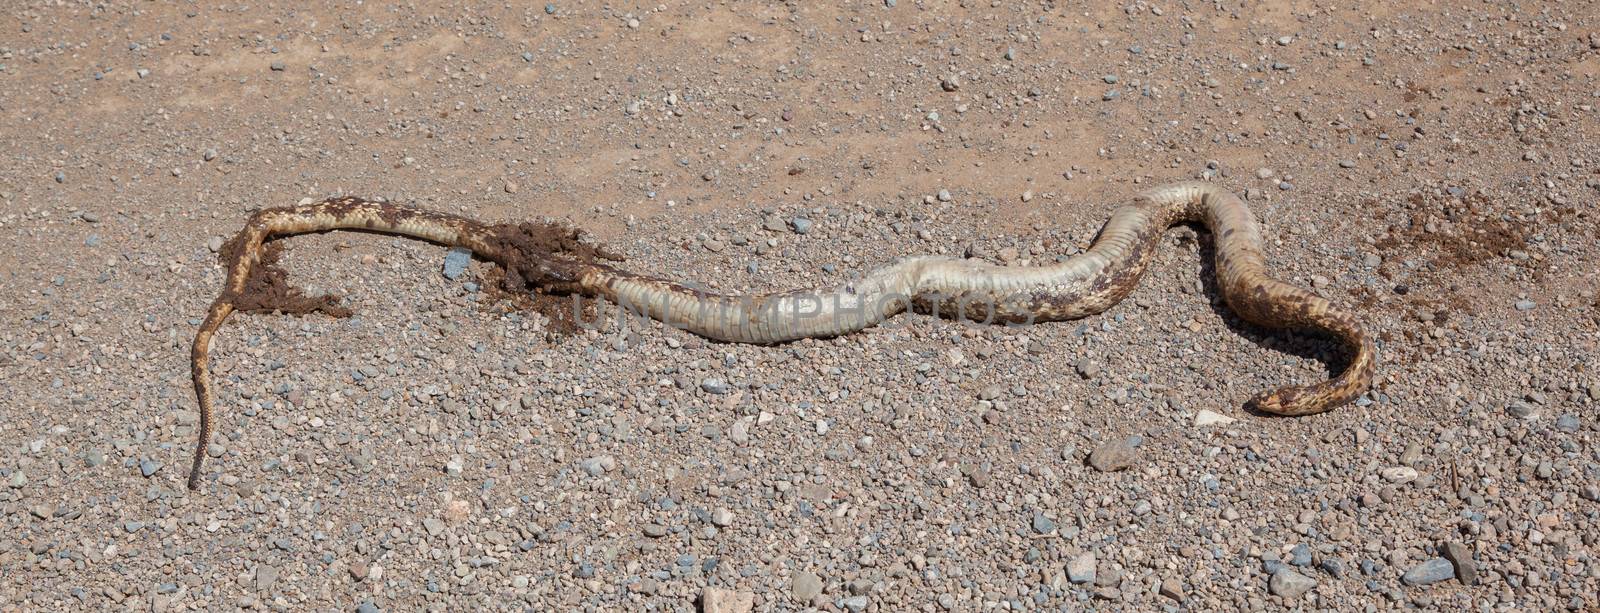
[1555,414,1579,432]
[1401,558,1454,586]
[790,217,813,234]
[936,189,952,202]
[1442,542,1478,585]
[839,595,869,612]
[1514,300,1536,311]
[1256,167,1275,179]
[1506,400,1538,419]
[1087,436,1139,472]
[1193,409,1236,426]
[1380,466,1418,484]
[1031,513,1055,534]
[544,3,556,14]
[1289,544,1312,566]
[442,247,472,280]
[700,378,730,394]
[138,459,161,477]
[701,587,754,613]
[1074,359,1101,380]
[580,455,616,476]
[1067,552,1096,584]
[1159,577,1185,602]
[355,602,380,613]
[791,570,823,601]
[1268,568,1317,599]
[269,61,286,71]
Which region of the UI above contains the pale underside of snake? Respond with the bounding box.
[186,182,1376,491]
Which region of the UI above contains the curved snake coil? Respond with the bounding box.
[187,182,1376,490]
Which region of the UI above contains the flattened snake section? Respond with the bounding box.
[186,182,1377,490]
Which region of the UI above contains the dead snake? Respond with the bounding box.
[186,182,1377,490]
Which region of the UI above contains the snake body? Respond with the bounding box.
[187,182,1376,490]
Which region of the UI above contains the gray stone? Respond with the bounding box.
[1514,300,1536,311]
[1031,513,1055,534]
[1507,401,1538,419]
[791,570,823,601]
[580,455,615,476]
[790,217,813,234]
[139,459,161,477]
[1087,437,1139,472]
[1269,568,1316,599]
[700,378,730,394]
[356,602,380,613]
[442,247,472,280]
[1289,544,1312,566]
[1401,557,1454,586]
[255,564,279,592]
[1067,552,1096,584]
[1555,415,1579,432]
[839,595,869,612]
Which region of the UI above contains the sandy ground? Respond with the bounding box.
[2,1,1599,611]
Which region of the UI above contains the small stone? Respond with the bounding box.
[1514,300,1536,311]
[1159,577,1185,602]
[1339,159,1357,168]
[203,148,218,161]
[1194,409,1236,426]
[545,3,557,14]
[1255,167,1275,179]
[504,180,518,194]
[442,247,472,280]
[1555,415,1579,432]
[936,189,952,202]
[1401,558,1454,586]
[139,459,161,477]
[255,564,280,592]
[355,602,380,613]
[1290,544,1313,567]
[1277,36,1293,46]
[791,570,823,601]
[642,523,668,538]
[54,171,65,183]
[269,61,286,71]
[790,217,813,234]
[939,75,960,91]
[206,236,225,252]
[520,51,535,62]
[700,378,730,394]
[1318,558,1345,577]
[1441,542,1477,585]
[701,587,754,613]
[1031,513,1055,534]
[422,518,445,536]
[1507,401,1538,419]
[445,457,463,476]
[1087,436,1139,472]
[1268,568,1316,599]
[711,508,734,527]
[1074,359,1101,380]
[1380,466,1418,484]
[1067,552,1096,584]
[580,455,615,476]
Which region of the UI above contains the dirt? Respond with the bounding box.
[3,2,1600,611]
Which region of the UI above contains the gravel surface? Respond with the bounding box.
[3,2,1599,611]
